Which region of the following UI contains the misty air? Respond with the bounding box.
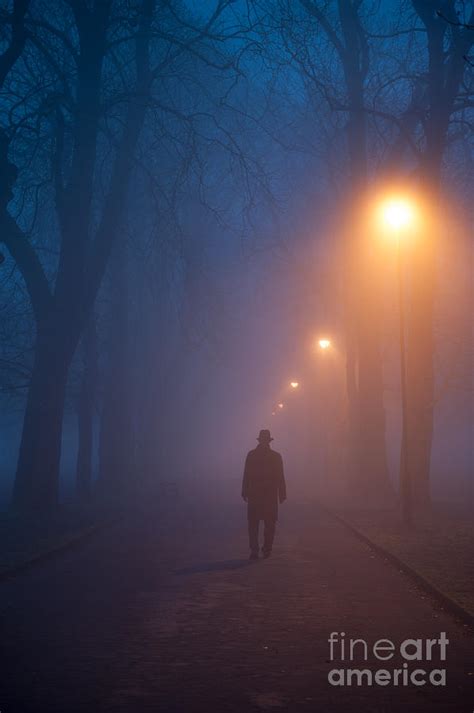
[0,1,472,712]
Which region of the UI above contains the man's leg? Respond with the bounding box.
[248,513,260,557]
[262,519,276,556]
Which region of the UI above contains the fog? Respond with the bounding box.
[0,0,473,518]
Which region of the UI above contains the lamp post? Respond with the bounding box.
[314,337,333,492]
[381,198,414,525]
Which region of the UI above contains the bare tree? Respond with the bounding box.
[403,0,474,509]
[1,0,244,510]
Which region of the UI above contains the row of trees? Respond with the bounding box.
[1,0,473,513]
[0,0,260,509]
[258,0,474,510]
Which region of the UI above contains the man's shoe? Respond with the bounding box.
[249,551,259,560]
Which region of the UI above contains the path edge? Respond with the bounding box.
[325,507,474,630]
[0,520,115,583]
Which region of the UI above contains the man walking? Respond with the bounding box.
[241,429,286,559]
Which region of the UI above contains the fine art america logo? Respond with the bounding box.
[328,632,449,687]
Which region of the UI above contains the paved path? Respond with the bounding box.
[0,502,472,712]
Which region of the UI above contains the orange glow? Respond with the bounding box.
[379,197,415,232]
[318,338,331,350]
[290,381,299,388]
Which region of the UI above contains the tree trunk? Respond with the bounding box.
[97,244,134,502]
[343,218,392,502]
[13,332,71,511]
[404,180,441,512]
[75,318,98,502]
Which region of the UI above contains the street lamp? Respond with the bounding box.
[278,402,284,409]
[318,338,331,350]
[290,381,299,389]
[382,199,414,231]
[380,195,415,525]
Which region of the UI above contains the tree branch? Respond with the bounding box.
[0,0,30,87]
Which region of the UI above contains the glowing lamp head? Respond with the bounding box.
[382,198,414,231]
[290,381,299,389]
[278,402,284,409]
[318,338,331,350]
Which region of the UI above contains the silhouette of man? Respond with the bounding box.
[242,429,286,559]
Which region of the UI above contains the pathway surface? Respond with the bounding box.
[0,501,472,712]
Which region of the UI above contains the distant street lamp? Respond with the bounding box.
[290,381,299,389]
[314,336,334,487]
[380,195,416,525]
[278,402,284,409]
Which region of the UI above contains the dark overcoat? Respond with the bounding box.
[242,444,286,522]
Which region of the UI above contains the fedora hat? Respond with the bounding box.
[257,429,273,443]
